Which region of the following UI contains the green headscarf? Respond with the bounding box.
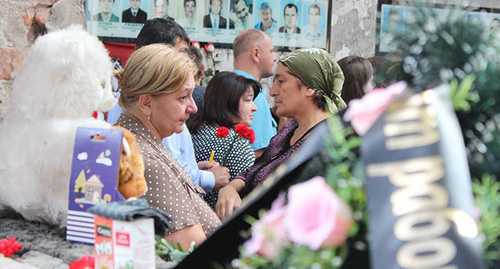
[279,48,346,113]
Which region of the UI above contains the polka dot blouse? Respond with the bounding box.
[116,114,221,236]
[191,124,256,210]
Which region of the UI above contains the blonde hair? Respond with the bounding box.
[115,44,197,110]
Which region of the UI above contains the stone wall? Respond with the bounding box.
[0,0,498,119]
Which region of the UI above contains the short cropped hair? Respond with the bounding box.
[136,18,189,49]
[309,4,320,15]
[283,3,298,17]
[232,29,266,59]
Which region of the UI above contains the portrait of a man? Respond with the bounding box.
[254,2,277,33]
[279,3,300,34]
[155,0,174,20]
[203,0,230,29]
[229,0,253,30]
[303,3,324,37]
[93,0,119,23]
[122,0,148,23]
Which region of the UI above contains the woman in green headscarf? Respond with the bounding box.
[216,48,346,220]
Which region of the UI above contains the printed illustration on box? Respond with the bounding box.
[69,128,124,209]
[67,127,125,244]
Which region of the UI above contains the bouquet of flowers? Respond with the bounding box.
[232,113,367,268]
[216,124,255,167]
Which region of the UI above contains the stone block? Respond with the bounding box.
[0,47,29,80]
[0,2,33,47]
[0,256,38,269]
[20,251,69,269]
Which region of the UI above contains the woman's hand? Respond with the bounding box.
[215,179,245,220]
[209,163,230,191]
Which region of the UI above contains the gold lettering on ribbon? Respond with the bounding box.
[384,92,440,150]
[394,211,451,241]
[391,184,449,216]
[366,156,444,187]
[397,238,457,268]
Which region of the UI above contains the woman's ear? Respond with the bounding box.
[304,86,316,97]
[138,94,152,116]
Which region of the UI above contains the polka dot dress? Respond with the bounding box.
[191,124,256,210]
[116,114,221,235]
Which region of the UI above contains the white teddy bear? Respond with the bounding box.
[0,25,116,226]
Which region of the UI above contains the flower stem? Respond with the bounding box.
[222,133,238,167]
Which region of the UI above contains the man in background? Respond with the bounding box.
[254,2,277,33]
[122,0,148,23]
[232,29,277,157]
[279,3,300,33]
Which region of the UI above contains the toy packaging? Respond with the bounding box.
[67,127,125,244]
[94,215,155,269]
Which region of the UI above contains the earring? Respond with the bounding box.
[147,113,151,120]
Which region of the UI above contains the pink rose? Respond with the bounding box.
[284,177,353,250]
[343,81,407,136]
[243,195,289,259]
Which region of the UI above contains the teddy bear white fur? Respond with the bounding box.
[0,25,116,226]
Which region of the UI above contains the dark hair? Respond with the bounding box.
[338,56,373,104]
[259,2,271,11]
[136,18,189,49]
[283,3,298,17]
[188,45,203,80]
[184,0,195,6]
[188,71,261,133]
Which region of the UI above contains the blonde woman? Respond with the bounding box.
[114,44,221,250]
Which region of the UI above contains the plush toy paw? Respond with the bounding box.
[113,126,148,199]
